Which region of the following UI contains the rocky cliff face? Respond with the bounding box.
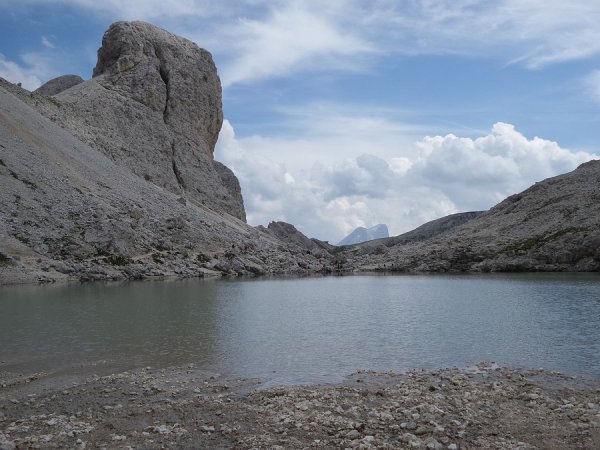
[30,21,245,221]
[0,21,332,284]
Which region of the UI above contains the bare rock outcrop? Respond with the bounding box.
[37,21,244,221]
[34,74,83,96]
[212,161,246,222]
[0,21,335,284]
[259,221,327,254]
[0,79,333,283]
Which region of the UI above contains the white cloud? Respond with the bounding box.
[215,3,375,86]
[217,120,597,242]
[372,0,600,68]
[410,122,596,208]
[0,53,43,90]
[7,1,600,86]
[41,36,55,49]
[1,0,230,20]
[223,102,428,172]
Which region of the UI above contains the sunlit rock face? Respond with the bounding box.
[61,21,245,221]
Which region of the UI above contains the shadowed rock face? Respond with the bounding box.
[34,75,83,96]
[52,21,244,221]
[212,161,246,222]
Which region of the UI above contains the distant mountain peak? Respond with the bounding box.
[338,224,389,246]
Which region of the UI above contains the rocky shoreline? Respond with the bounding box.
[1,362,599,449]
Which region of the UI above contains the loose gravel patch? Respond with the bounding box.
[1,362,599,449]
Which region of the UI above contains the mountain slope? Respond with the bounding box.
[351,212,482,250]
[343,161,600,272]
[0,81,334,283]
[0,22,334,284]
[1,20,598,282]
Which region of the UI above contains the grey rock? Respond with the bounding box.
[1,365,599,448]
[34,75,84,96]
[0,21,334,284]
[44,21,241,221]
[213,160,246,222]
[345,429,360,439]
[260,221,322,252]
[0,433,16,450]
[256,221,333,260]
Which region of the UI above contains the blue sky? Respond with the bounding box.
[1,1,599,242]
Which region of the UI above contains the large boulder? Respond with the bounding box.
[52,21,245,220]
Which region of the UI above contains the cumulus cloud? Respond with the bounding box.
[0,53,44,90]
[216,120,597,242]
[410,123,596,208]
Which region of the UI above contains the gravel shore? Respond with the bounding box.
[1,362,599,449]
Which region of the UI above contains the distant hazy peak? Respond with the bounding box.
[338,224,389,246]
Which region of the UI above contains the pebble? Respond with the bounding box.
[346,429,360,439]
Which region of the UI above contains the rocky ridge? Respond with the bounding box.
[33,75,83,96]
[258,221,333,255]
[342,161,600,272]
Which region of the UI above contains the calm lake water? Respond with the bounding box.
[1,273,599,385]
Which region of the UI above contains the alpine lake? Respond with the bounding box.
[1,273,599,386]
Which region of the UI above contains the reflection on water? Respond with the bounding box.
[1,273,599,385]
